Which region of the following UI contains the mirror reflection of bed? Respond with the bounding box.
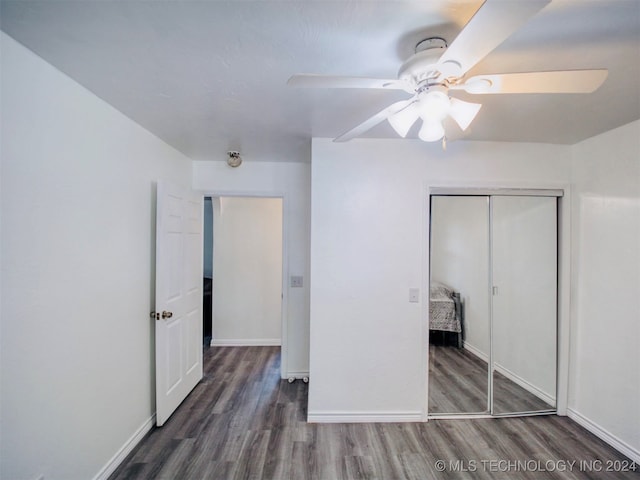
[428,194,557,417]
[428,280,489,414]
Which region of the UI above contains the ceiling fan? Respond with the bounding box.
[287,0,608,143]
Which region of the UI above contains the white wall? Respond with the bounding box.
[0,33,192,480]
[192,161,311,377]
[212,197,283,344]
[308,138,571,421]
[569,120,640,460]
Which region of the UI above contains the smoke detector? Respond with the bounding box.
[227,151,242,168]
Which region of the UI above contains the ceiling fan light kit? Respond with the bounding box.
[449,98,483,131]
[387,103,419,138]
[287,0,608,145]
[419,119,446,143]
[388,85,478,142]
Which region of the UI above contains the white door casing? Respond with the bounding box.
[155,182,203,426]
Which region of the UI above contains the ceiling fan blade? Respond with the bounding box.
[334,99,414,142]
[287,74,408,90]
[455,70,609,94]
[439,0,550,76]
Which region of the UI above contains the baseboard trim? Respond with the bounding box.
[567,408,640,464]
[494,362,556,407]
[462,343,555,407]
[308,411,422,423]
[210,338,281,347]
[463,342,488,363]
[93,414,156,480]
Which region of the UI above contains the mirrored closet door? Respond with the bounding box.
[428,193,558,417]
[491,195,557,414]
[429,196,490,414]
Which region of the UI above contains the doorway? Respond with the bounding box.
[203,196,284,348]
[427,191,560,418]
[203,197,214,346]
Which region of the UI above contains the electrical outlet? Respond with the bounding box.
[290,275,303,288]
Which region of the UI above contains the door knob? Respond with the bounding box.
[162,311,173,319]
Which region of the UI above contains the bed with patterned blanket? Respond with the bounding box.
[429,282,463,347]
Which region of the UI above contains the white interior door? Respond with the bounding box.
[155,182,203,426]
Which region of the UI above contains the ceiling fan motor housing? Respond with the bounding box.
[398,37,462,89]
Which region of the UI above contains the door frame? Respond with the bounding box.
[421,184,571,421]
[199,190,289,379]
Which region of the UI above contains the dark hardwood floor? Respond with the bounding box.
[429,344,489,414]
[429,345,552,414]
[109,346,639,479]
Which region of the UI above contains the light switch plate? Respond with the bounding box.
[291,275,303,288]
[409,288,420,303]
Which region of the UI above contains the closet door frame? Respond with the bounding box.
[423,186,570,421]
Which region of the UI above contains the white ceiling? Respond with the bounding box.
[1,0,639,162]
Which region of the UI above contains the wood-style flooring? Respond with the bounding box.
[429,345,551,414]
[109,346,639,479]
